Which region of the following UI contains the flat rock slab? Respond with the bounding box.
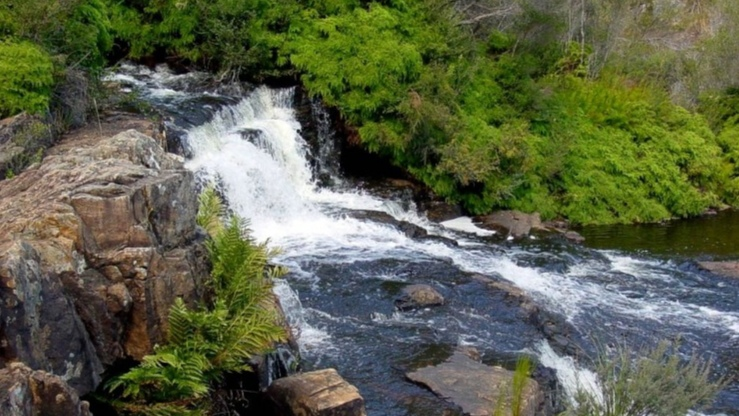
[407,351,541,416]
[698,261,739,279]
[267,369,367,416]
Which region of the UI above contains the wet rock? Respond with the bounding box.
[0,117,208,394]
[698,261,739,279]
[563,231,585,243]
[267,368,367,416]
[474,211,544,238]
[419,200,463,223]
[0,362,92,416]
[470,274,539,320]
[395,284,445,311]
[406,351,543,416]
[470,274,580,357]
[348,210,428,238]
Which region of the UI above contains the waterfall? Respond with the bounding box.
[128,72,736,415]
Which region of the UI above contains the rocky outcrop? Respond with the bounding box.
[406,350,543,416]
[0,363,92,416]
[0,117,208,395]
[698,261,739,279]
[395,284,445,311]
[267,368,367,416]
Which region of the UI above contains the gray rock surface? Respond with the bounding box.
[406,350,542,416]
[0,362,92,416]
[698,261,739,279]
[0,117,208,395]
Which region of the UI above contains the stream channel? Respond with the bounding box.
[109,64,739,415]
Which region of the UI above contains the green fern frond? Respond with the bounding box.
[196,185,225,236]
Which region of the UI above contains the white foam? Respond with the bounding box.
[440,217,496,236]
[536,341,601,406]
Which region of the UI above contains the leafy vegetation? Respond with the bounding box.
[106,188,287,415]
[5,0,739,224]
[0,0,111,117]
[0,41,55,117]
[563,340,727,416]
[492,356,534,416]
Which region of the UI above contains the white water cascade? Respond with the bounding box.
[174,84,737,415]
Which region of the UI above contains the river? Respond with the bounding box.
[108,64,739,415]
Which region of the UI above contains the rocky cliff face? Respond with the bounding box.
[0,115,209,396]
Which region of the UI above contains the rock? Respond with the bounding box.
[406,351,542,416]
[0,362,92,416]
[563,231,585,243]
[0,116,208,395]
[420,200,463,223]
[540,221,585,243]
[469,274,580,357]
[395,284,445,311]
[348,210,428,239]
[267,369,367,416]
[0,114,55,180]
[470,274,539,319]
[698,261,739,279]
[474,211,544,238]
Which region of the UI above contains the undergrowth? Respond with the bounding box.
[106,187,287,415]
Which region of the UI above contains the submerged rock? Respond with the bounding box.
[0,363,92,416]
[0,116,208,395]
[406,350,542,416]
[395,284,445,311]
[267,368,367,416]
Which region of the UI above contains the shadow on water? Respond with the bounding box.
[580,210,739,259]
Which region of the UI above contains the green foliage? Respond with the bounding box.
[0,41,55,117]
[492,356,533,416]
[98,0,739,224]
[563,340,727,416]
[1,0,112,69]
[107,188,286,415]
[287,5,424,123]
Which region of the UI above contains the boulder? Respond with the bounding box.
[267,369,367,416]
[474,211,544,238]
[406,351,542,416]
[0,363,91,416]
[0,116,208,395]
[395,284,445,311]
[698,261,739,279]
[563,231,585,243]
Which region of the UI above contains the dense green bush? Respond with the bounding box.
[6,0,738,224]
[0,0,111,118]
[0,41,55,117]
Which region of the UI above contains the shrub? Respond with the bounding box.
[0,40,55,117]
[564,340,727,416]
[107,187,287,415]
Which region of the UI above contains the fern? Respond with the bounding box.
[107,189,287,415]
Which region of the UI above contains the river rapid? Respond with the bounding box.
[109,64,739,415]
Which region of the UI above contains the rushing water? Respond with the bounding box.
[112,65,739,415]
